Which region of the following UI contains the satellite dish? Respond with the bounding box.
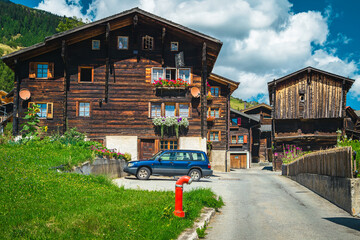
[19,88,31,100]
[191,87,200,98]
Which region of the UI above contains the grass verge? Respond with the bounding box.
[0,143,223,239]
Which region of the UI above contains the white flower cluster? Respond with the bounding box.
[152,117,189,128]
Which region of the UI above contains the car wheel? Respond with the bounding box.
[136,167,150,180]
[189,169,201,181]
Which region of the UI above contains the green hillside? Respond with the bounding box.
[0,0,67,92]
[230,96,258,111]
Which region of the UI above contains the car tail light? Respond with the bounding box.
[208,163,211,169]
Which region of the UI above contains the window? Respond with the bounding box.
[152,68,164,83]
[208,108,220,118]
[165,68,176,80]
[28,102,53,119]
[79,67,93,82]
[37,64,48,78]
[118,36,128,49]
[179,104,189,118]
[149,103,191,118]
[165,104,175,117]
[160,141,178,150]
[178,68,191,84]
[191,153,205,161]
[142,35,154,50]
[231,118,238,126]
[92,40,100,50]
[208,131,220,141]
[210,87,220,97]
[151,67,191,84]
[231,135,247,144]
[151,103,161,118]
[171,42,178,51]
[29,62,54,79]
[78,102,90,117]
[175,152,191,161]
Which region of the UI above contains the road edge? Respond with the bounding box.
[177,207,216,240]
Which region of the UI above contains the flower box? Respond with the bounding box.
[153,116,189,138]
[153,78,189,88]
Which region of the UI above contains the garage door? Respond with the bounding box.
[230,154,247,169]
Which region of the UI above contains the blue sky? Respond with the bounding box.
[11,0,360,109]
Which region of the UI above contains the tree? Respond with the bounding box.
[56,16,85,32]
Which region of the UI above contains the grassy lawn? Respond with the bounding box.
[0,143,223,239]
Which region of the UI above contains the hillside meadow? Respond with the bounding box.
[0,142,223,239]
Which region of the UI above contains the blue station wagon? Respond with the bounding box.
[123,150,212,181]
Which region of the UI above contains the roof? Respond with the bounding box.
[230,108,260,122]
[346,106,359,120]
[259,124,272,132]
[268,66,355,90]
[1,8,222,71]
[241,103,272,113]
[208,73,240,93]
[355,110,360,117]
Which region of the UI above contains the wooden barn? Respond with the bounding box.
[268,66,355,152]
[229,108,260,169]
[345,106,360,140]
[1,8,239,171]
[241,103,272,162]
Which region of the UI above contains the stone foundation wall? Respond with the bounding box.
[73,158,128,178]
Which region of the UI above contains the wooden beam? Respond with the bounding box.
[61,40,69,133]
[161,27,166,66]
[13,59,19,136]
[105,23,110,103]
[201,42,207,139]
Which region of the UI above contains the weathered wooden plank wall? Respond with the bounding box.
[275,72,344,119]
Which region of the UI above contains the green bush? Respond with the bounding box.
[124,152,132,161]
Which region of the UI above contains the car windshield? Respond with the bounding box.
[149,151,164,160]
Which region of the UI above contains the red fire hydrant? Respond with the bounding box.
[174,176,193,218]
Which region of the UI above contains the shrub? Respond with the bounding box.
[124,153,132,161]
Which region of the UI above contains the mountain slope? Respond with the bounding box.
[0,0,67,92]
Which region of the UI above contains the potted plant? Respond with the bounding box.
[153,116,189,138]
[207,116,215,122]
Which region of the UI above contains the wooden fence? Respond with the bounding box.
[282,147,353,178]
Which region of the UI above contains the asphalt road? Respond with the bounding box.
[113,167,360,240]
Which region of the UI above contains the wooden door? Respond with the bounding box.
[140,139,155,160]
[230,154,247,169]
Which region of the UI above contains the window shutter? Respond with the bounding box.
[189,103,192,118]
[47,103,53,119]
[28,102,35,109]
[161,103,165,117]
[29,62,36,78]
[175,103,179,117]
[47,62,54,78]
[148,102,151,118]
[237,118,241,126]
[243,135,248,143]
[145,68,151,83]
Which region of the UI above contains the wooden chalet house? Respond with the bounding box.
[241,103,272,162]
[268,67,355,152]
[1,8,240,171]
[229,108,260,169]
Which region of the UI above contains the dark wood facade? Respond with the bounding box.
[345,106,360,140]
[1,8,242,163]
[268,67,354,152]
[242,104,272,162]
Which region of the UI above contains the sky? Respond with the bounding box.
[11,0,360,109]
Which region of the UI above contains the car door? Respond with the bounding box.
[173,152,192,175]
[153,152,176,175]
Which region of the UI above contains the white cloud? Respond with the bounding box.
[36,0,86,18]
[35,0,359,105]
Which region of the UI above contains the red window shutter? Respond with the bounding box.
[244,135,248,143]
[237,118,241,126]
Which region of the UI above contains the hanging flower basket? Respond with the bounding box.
[207,93,213,101]
[153,116,189,138]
